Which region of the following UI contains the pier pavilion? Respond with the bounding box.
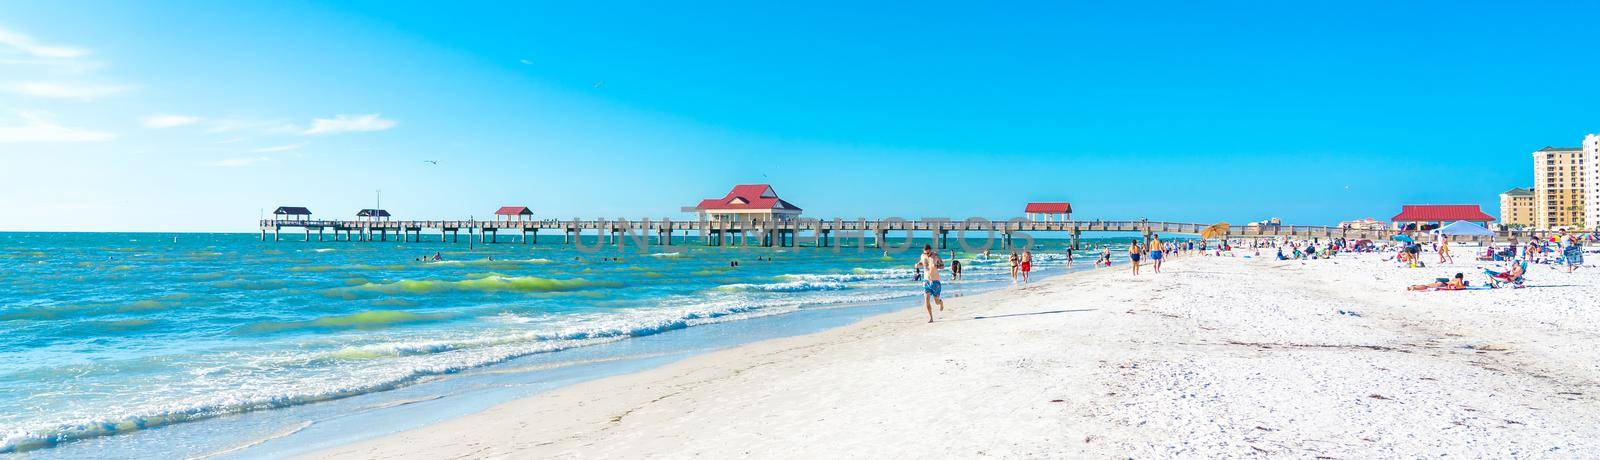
[1024,202,1072,224]
[356,209,392,222]
[273,206,312,221]
[691,184,804,246]
[495,206,533,222]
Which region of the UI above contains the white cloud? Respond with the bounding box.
[206,118,298,134]
[7,81,131,100]
[0,111,116,143]
[252,142,308,153]
[141,114,201,128]
[211,157,273,167]
[0,27,89,59]
[303,113,396,135]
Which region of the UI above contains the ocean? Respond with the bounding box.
[0,232,1132,457]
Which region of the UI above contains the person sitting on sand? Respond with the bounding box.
[1485,261,1526,288]
[1408,273,1468,291]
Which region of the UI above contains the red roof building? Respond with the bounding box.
[1024,202,1072,223]
[495,206,533,222]
[692,184,802,222]
[1390,204,1495,231]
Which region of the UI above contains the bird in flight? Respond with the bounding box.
[593,81,604,88]
[423,160,439,165]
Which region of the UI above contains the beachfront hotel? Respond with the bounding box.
[1498,187,1535,229]
[1586,134,1600,230]
[1531,145,1586,230]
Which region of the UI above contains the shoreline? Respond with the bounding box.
[309,251,1600,458]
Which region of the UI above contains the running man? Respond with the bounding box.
[1128,240,1143,275]
[915,244,945,322]
[1149,234,1165,273]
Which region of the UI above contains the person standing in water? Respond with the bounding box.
[915,244,945,322]
[1020,248,1034,284]
[1128,240,1143,275]
[1149,234,1165,274]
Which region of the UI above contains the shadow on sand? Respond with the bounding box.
[968,308,1096,321]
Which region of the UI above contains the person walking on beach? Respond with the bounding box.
[915,244,945,322]
[1438,237,1454,264]
[1128,240,1143,275]
[1020,249,1034,284]
[1562,231,1584,273]
[949,251,963,280]
[1148,234,1165,273]
[1009,250,1021,284]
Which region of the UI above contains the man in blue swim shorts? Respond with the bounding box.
[916,244,945,323]
[1149,234,1165,274]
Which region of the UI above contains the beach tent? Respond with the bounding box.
[1431,220,1494,237]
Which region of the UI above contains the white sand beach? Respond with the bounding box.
[311,249,1600,458]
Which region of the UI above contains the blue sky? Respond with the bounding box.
[2,1,1596,231]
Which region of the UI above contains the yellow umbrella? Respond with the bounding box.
[1200,222,1230,240]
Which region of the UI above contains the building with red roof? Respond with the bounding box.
[495,206,533,222]
[1390,204,1495,231]
[691,184,802,223]
[1024,202,1072,223]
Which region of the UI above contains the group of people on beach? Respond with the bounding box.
[1008,249,1033,284]
[1399,227,1591,292]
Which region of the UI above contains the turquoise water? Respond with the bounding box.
[0,232,1126,454]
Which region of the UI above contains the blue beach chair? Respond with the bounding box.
[1484,260,1527,289]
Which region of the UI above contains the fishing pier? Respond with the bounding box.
[258,217,1400,249]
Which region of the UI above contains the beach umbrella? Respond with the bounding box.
[1433,220,1494,237]
[1200,222,1230,240]
[1391,234,1414,243]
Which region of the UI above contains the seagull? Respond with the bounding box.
[423,160,439,165]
